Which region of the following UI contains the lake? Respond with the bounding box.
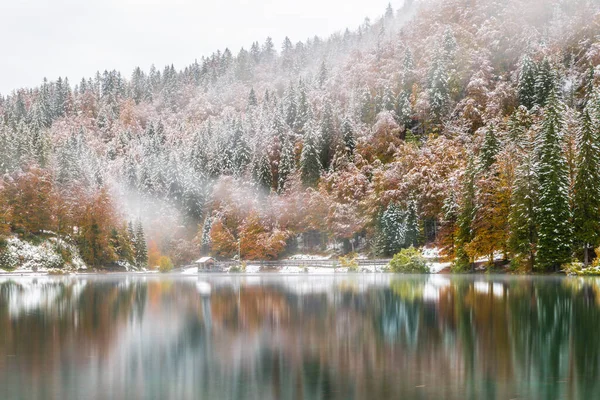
[0,274,598,399]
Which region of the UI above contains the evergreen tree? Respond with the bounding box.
[380,202,406,256]
[479,124,500,171]
[134,220,148,268]
[536,85,572,271]
[231,120,250,175]
[295,81,309,134]
[404,200,420,248]
[428,52,450,124]
[535,58,555,108]
[318,61,328,88]
[253,148,273,192]
[360,86,374,124]
[518,56,537,109]
[402,48,415,91]
[300,119,322,187]
[455,156,476,270]
[395,90,412,126]
[278,133,295,192]
[573,108,600,265]
[320,100,335,170]
[248,88,258,107]
[509,140,538,271]
[342,117,356,156]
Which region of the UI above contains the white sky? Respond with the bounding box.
[0,0,400,94]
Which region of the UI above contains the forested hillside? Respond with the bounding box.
[2,0,600,271]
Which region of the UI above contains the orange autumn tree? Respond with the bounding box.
[239,211,289,260]
[0,181,11,237]
[75,187,119,267]
[147,240,162,269]
[209,218,238,258]
[4,166,56,235]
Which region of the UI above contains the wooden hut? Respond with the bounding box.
[194,257,219,272]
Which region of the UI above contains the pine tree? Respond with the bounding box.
[573,108,600,265]
[509,132,538,271]
[404,200,420,248]
[536,85,572,271]
[518,56,537,109]
[320,100,335,170]
[295,81,309,134]
[402,48,415,91]
[380,202,406,256]
[253,148,273,192]
[342,117,356,156]
[428,52,450,124]
[231,120,250,175]
[395,91,412,127]
[278,133,295,192]
[479,124,500,171]
[248,88,258,107]
[318,61,328,88]
[535,58,555,108]
[300,119,322,187]
[134,220,148,268]
[455,156,476,270]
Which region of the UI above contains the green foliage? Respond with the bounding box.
[518,56,537,109]
[573,107,600,264]
[134,220,148,268]
[536,84,572,271]
[388,247,429,274]
[158,256,174,273]
[338,253,359,272]
[229,261,247,273]
[300,120,322,187]
[455,156,476,268]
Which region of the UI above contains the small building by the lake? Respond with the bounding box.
[194,257,219,272]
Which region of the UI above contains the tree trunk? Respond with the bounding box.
[584,244,589,266]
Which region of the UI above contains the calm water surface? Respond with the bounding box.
[0,274,599,399]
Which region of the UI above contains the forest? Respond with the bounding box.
[1,0,600,272]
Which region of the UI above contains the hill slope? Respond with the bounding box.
[1,0,600,270]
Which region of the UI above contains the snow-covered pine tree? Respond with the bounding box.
[508,134,538,271]
[278,133,295,192]
[428,50,450,125]
[536,83,572,271]
[535,58,555,108]
[342,117,356,156]
[404,200,420,248]
[300,117,322,187]
[134,220,148,268]
[380,202,406,256]
[248,88,258,107]
[295,80,309,134]
[320,100,335,170]
[573,107,600,265]
[518,56,537,109]
[455,156,476,270]
[395,90,412,127]
[478,123,500,171]
[231,120,251,176]
[252,147,273,192]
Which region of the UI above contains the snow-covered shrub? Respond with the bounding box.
[0,236,88,271]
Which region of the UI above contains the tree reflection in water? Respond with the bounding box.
[0,275,599,399]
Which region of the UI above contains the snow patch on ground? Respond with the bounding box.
[287,254,332,260]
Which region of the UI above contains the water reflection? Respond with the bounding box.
[0,274,599,399]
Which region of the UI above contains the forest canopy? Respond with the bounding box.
[1,0,600,271]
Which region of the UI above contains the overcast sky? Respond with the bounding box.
[0,0,400,94]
